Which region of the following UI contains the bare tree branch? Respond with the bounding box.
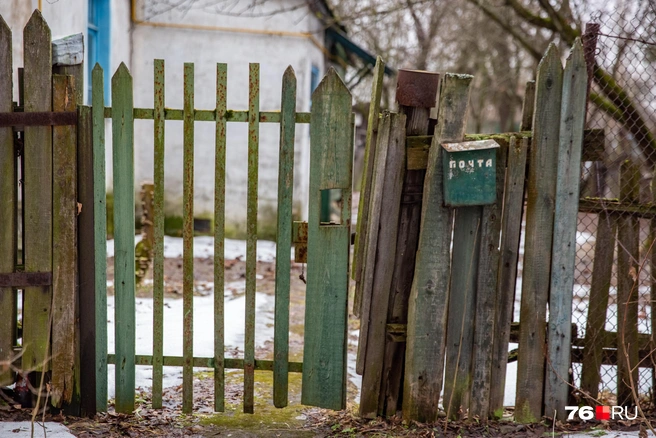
[505,0,556,31]
[466,0,542,60]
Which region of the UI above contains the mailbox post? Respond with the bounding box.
[442,139,500,206]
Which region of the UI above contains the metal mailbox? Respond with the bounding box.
[442,139,500,207]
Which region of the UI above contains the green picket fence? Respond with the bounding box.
[92,60,354,414]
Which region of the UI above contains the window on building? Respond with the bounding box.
[310,64,319,105]
[88,0,110,103]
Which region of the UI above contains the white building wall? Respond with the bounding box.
[130,0,325,235]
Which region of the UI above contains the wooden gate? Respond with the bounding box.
[92,61,353,415]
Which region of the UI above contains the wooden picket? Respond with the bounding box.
[617,160,640,407]
[580,211,616,399]
[273,66,297,409]
[545,38,588,419]
[301,68,353,411]
[353,56,385,317]
[182,62,195,414]
[51,73,77,407]
[516,43,563,423]
[403,74,472,423]
[22,10,53,374]
[444,205,481,420]
[152,58,165,410]
[489,135,528,417]
[111,63,136,414]
[92,64,108,413]
[244,63,259,414]
[359,111,406,418]
[0,15,14,389]
[488,81,533,417]
[213,62,227,412]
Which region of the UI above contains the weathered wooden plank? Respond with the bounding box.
[616,160,640,407]
[574,329,653,351]
[22,10,53,374]
[545,39,587,420]
[571,345,656,366]
[182,62,195,414]
[151,59,165,410]
[353,56,384,315]
[516,43,562,424]
[0,15,16,388]
[112,63,135,414]
[489,136,528,417]
[577,199,656,217]
[356,113,391,376]
[520,81,536,131]
[406,129,602,170]
[444,206,481,420]
[214,62,227,413]
[77,104,97,416]
[373,114,406,417]
[470,143,507,420]
[54,57,84,417]
[104,107,311,124]
[359,112,406,418]
[403,74,473,423]
[273,66,296,409]
[302,69,352,410]
[106,355,303,372]
[580,211,616,399]
[0,111,77,127]
[0,273,52,287]
[91,64,108,412]
[489,84,536,418]
[51,74,77,408]
[380,75,438,417]
[244,63,260,414]
[51,33,83,66]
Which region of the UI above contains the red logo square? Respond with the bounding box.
[596,405,610,420]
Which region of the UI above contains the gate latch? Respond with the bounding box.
[292,221,308,263]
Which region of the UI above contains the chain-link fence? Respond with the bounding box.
[573,8,656,405]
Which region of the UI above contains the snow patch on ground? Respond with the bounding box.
[0,422,75,438]
[107,235,286,262]
[106,292,275,398]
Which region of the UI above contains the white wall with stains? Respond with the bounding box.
[130,0,324,235]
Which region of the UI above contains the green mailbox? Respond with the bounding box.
[442,139,500,207]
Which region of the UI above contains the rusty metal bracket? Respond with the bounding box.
[0,272,53,288]
[0,111,77,128]
[292,221,308,263]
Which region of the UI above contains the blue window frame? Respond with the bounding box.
[88,0,110,103]
[310,64,320,105]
